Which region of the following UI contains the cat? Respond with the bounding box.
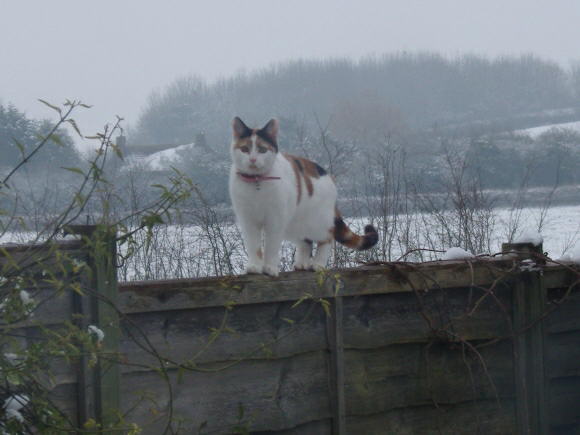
[229,117,378,277]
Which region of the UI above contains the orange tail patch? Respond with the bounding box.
[333,216,378,251]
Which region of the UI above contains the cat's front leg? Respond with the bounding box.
[262,224,285,277]
[293,240,313,271]
[239,219,263,274]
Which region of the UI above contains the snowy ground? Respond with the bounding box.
[2,204,579,280]
[515,120,580,138]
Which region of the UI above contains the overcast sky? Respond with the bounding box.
[1,0,580,147]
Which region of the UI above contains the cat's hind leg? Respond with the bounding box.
[293,239,313,271]
[312,241,331,271]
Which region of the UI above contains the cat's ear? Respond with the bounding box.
[232,117,251,139]
[261,119,279,140]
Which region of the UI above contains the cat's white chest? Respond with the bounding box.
[229,159,296,224]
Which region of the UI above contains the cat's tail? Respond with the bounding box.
[333,215,378,251]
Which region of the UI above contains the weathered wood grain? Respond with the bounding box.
[118,258,522,314]
[545,330,580,379]
[119,299,327,372]
[254,418,331,434]
[0,241,84,279]
[344,341,514,416]
[548,376,580,427]
[345,399,516,434]
[546,288,580,334]
[121,350,331,435]
[343,286,513,348]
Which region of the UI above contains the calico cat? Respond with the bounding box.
[229,117,378,277]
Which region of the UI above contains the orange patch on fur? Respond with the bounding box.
[233,137,252,150]
[284,154,303,204]
[255,136,277,152]
[283,153,326,198]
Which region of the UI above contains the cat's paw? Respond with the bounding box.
[245,263,262,274]
[312,263,327,272]
[262,264,280,277]
[293,260,312,271]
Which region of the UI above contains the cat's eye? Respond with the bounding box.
[258,146,268,154]
[239,146,250,153]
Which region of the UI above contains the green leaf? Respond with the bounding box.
[38,99,62,115]
[62,167,85,175]
[291,292,312,308]
[141,213,164,228]
[66,118,83,138]
[320,299,331,317]
[13,139,25,158]
[49,134,63,146]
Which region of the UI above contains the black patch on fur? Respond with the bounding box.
[333,217,349,244]
[234,117,252,138]
[361,225,379,250]
[314,163,327,176]
[304,238,313,246]
[294,159,304,172]
[256,129,278,151]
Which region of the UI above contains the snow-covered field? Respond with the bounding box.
[2,204,578,281]
[124,142,195,171]
[516,121,580,138]
[494,205,580,259]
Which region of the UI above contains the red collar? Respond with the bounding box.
[237,172,281,183]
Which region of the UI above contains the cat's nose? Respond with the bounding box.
[250,157,257,163]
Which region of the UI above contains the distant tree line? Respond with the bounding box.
[0,102,79,170]
[131,52,580,148]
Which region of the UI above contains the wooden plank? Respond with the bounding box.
[546,287,580,334]
[69,225,121,431]
[88,226,121,431]
[346,399,516,435]
[548,377,580,427]
[545,330,580,379]
[268,418,331,434]
[326,296,346,434]
[342,286,513,349]
[512,272,548,435]
[118,258,523,314]
[543,267,580,290]
[343,341,514,416]
[0,240,84,280]
[119,299,327,372]
[120,351,331,434]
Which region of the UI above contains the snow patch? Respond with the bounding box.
[88,325,105,342]
[516,121,580,139]
[442,247,474,260]
[515,228,543,246]
[124,142,195,171]
[3,395,29,422]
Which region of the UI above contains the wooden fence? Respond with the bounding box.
[1,227,580,434]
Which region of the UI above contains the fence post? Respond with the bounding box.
[326,296,346,434]
[68,225,121,432]
[503,242,548,435]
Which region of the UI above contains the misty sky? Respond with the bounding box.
[1,0,580,147]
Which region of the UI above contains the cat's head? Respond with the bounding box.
[231,117,278,174]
